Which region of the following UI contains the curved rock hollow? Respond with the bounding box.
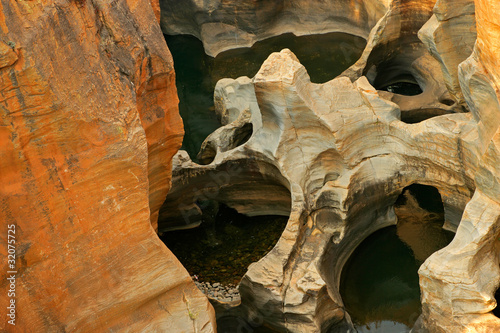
[338,184,455,331]
[159,0,389,57]
[159,0,500,331]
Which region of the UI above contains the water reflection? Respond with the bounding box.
[355,321,412,333]
[395,189,453,264]
[165,33,366,160]
[340,185,454,332]
[340,226,422,330]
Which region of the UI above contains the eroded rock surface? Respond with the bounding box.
[0,0,214,332]
[160,0,500,332]
[161,48,478,331]
[416,0,500,332]
[342,0,464,122]
[159,0,390,56]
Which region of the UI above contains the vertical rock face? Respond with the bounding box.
[419,0,477,107]
[417,0,500,332]
[0,0,214,332]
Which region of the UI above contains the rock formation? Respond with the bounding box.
[0,0,215,332]
[159,0,390,56]
[1,0,499,331]
[416,0,500,332]
[159,0,500,332]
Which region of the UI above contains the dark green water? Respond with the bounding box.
[340,185,455,332]
[165,33,366,160]
[381,82,423,96]
[340,226,422,332]
[161,185,454,331]
[160,205,288,285]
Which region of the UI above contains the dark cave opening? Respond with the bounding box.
[493,236,500,319]
[374,70,423,97]
[380,81,423,96]
[494,288,500,318]
[395,184,444,214]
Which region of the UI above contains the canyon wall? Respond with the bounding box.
[0,0,214,332]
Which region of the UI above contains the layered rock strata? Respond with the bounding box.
[416,0,500,332]
[0,0,214,332]
[419,0,477,107]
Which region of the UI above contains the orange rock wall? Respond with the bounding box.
[0,0,213,332]
[475,0,500,87]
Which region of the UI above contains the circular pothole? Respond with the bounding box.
[340,184,454,332]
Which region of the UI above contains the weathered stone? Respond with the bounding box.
[159,0,390,56]
[0,0,213,332]
[419,0,477,106]
[161,48,479,332]
[159,0,500,332]
[419,191,500,332]
[416,0,500,332]
[342,0,464,122]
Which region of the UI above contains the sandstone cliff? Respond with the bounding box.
[0,0,214,332]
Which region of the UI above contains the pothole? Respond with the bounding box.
[339,184,455,332]
[159,204,288,301]
[362,37,464,124]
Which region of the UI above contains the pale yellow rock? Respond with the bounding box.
[159,1,500,332]
[160,49,480,332]
[419,0,477,106]
[159,0,389,56]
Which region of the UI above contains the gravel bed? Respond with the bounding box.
[193,277,241,303]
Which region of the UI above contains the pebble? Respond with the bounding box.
[191,276,241,302]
